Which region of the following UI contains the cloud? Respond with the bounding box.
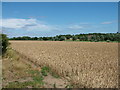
[1,18,59,31]
[101,21,113,24]
[1,18,37,29]
[28,16,47,19]
[68,25,84,30]
[2,18,116,37]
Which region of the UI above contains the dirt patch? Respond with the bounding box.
[43,74,68,88]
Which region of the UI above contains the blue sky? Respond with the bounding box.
[2,2,118,37]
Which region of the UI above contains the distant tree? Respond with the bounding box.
[65,34,72,39]
[90,35,96,42]
[54,37,59,41]
[72,36,78,41]
[8,33,120,42]
[42,37,48,41]
[59,36,66,41]
[33,37,38,40]
[79,35,88,41]
[106,40,110,42]
[83,35,88,41]
[38,37,43,41]
[99,35,105,41]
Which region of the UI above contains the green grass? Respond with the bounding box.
[33,75,44,85]
[27,70,40,76]
[27,70,44,85]
[41,66,60,78]
[41,66,50,76]
[6,66,60,88]
[6,80,44,88]
[4,47,20,61]
[65,84,74,88]
[6,70,44,88]
[3,48,61,88]
[6,67,60,88]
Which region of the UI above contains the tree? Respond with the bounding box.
[59,36,66,41]
[99,35,105,41]
[42,37,48,41]
[90,35,96,42]
[38,37,43,41]
[8,33,120,42]
[33,37,38,40]
[0,34,9,55]
[72,36,78,41]
[54,37,59,41]
[65,34,72,39]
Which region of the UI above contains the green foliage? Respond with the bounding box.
[41,70,48,76]
[6,81,34,88]
[106,40,110,42]
[41,66,60,78]
[6,69,44,88]
[65,84,74,88]
[6,79,44,88]
[59,36,66,41]
[54,37,59,41]
[9,32,120,42]
[0,34,9,55]
[28,70,40,75]
[33,75,44,84]
[41,66,50,76]
[53,83,56,88]
[72,36,78,41]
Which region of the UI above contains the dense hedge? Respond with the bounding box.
[0,34,9,55]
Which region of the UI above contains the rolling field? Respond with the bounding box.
[9,41,118,88]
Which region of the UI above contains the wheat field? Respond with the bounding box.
[9,41,118,88]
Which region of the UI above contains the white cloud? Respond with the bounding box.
[68,25,83,30]
[1,18,59,31]
[1,18,37,29]
[101,21,113,24]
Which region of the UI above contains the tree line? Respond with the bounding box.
[9,33,120,42]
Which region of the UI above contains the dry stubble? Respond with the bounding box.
[10,41,118,88]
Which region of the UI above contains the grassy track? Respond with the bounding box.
[2,47,70,88]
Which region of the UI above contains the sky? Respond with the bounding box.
[1,2,118,37]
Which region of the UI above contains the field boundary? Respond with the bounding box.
[11,47,42,68]
[8,47,71,88]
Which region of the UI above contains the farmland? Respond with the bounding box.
[9,41,118,88]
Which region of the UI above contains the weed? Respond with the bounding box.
[33,75,44,84]
[65,84,74,88]
[41,66,60,78]
[28,70,40,76]
[51,72,60,78]
[53,83,56,88]
[6,81,34,88]
[6,75,44,88]
[41,66,50,76]
[41,70,48,76]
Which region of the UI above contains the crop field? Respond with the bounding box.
[9,41,118,88]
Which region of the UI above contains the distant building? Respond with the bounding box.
[70,38,73,40]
